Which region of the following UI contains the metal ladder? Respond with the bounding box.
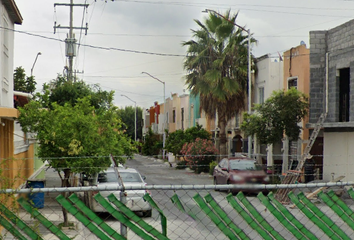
[275,112,327,203]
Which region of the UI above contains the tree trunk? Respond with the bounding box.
[218,114,227,158]
[60,169,72,227]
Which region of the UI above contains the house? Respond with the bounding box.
[282,43,311,175]
[253,54,284,169]
[0,1,40,189]
[308,19,354,181]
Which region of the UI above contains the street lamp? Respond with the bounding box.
[121,94,137,142]
[141,71,166,160]
[31,52,42,76]
[203,9,252,157]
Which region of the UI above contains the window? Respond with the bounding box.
[339,68,350,122]
[258,87,264,104]
[172,110,176,123]
[288,77,298,89]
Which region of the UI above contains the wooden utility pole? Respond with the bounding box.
[54,0,88,82]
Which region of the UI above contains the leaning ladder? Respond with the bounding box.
[275,112,327,203]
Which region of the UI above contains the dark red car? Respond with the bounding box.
[213,157,269,194]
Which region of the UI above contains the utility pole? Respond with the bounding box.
[54,0,88,82]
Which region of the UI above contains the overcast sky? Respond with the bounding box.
[13,0,354,109]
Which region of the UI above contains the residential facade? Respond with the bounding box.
[253,54,284,168]
[0,1,38,189]
[309,19,354,181]
[283,44,311,174]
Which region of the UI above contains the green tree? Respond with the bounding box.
[14,67,36,94]
[38,75,113,110]
[183,10,256,157]
[117,106,143,141]
[142,127,162,157]
[165,123,211,156]
[241,88,309,145]
[18,97,134,226]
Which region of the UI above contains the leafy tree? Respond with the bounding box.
[117,106,143,141]
[165,123,211,156]
[142,127,162,157]
[14,67,36,94]
[18,97,134,226]
[183,10,256,157]
[38,75,113,110]
[241,88,309,145]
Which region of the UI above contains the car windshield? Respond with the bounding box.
[229,160,261,171]
[98,172,143,183]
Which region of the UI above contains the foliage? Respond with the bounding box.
[165,123,211,156]
[241,88,309,145]
[180,138,218,173]
[37,75,113,110]
[209,161,218,175]
[142,127,162,157]
[116,106,143,141]
[183,10,257,156]
[18,97,134,178]
[14,67,36,94]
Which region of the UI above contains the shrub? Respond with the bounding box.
[209,161,218,175]
[180,138,218,174]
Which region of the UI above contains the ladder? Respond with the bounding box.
[275,112,327,203]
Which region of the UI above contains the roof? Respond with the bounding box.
[2,0,23,24]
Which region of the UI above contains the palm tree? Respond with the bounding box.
[183,10,256,157]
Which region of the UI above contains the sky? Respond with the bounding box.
[13,0,354,109]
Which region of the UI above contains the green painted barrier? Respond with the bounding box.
[56,195,112,240]
[68,194,126,240]
[0,214,27,240]
[170,194,197,220]
[288,192,340,240]
[94,193,155,240]
[17,197,71,240]
[204,193,250,240]
[107,194,169,240]
[267,192,317,239]
[318,191,354,232]
[193,193,239,240]
[144,193,167,236]
[69,194,125,239]
[226,194,273,240]
[257,193,305,240]
[297,192,350,240]
[0,202,43,240]
[236,192,285,240]
[328,190,354,221]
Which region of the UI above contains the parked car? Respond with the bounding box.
[213,157,269,194]
[90,167,152,217]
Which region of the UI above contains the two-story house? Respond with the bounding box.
[308,19,354,181]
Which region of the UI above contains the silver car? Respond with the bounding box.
[91,167,152,217]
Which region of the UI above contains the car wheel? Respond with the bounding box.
[214,178,219,191]
[143,210,152,218]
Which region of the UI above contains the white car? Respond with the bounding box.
[91,167,152,217]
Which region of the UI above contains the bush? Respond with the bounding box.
[181,138,218,174]
[209,161,218,175]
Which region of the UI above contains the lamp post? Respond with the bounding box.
[121,94,137,142]
[203,9,252,157]
[141,72,166,160]
[31,52,42,76]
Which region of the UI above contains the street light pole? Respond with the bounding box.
[203,9,252,157]
[121,94,137,142]
[141,72,166,160]
[31,52,42,76]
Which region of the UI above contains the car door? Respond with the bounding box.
[219,158,229,184]
[215,158,226,184]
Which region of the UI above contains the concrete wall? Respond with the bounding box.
[323,131,354,181]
